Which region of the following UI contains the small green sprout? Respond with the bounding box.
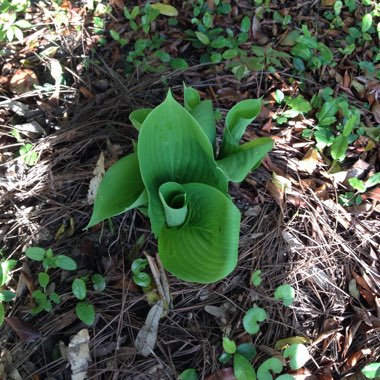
[251,270,262,287]
[274,284,295,307]
[243,307,267,334]
[283,343,310,370]
[222,337,236,354]
[257,358,283,380]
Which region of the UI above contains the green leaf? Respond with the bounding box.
[25,247,45,261]
[38,272,49,288]
[251,270,262,286]
[159,182,188,227]
[0,303,4,326]
[275,375,296,380]
[179,368,198,380]
[236,343,257,361]
[170,58,188,70]
[72,278,87,300]
[184,85,200,111]
[362,13,373,33]
[91,274,106,291]
[274,284,295,306]
[158,183,240,283]
[189,100,216,148]
[218,352,232,364]
[137,91,227,236]
[150,3,178,17]
[234,353,256,380]
[343,113,359,137]
[195,31,210,45]
[243,307,267,334]
[14,20,32,29]
[55,255,77,271]
[285,96,311,113]
[365,173,380,188]
[131,258,148,273]
[223,337,237,354]
[362,363,380,379]
[316,100,339,125]
[241,16,251,33]
[155,50,171,63]
[331,134,348,161]
[133,272,151,287]
[257,358,283,380]
[275,90,284,104]
[283,343,310,370]
[217,137,274,183]
[87,153,147,228]
[76,301,95,325]
[129,108,152,130]
[49,292,61,304]
[1,259,17,287]
[349,178,367,193]
[218,99,273,182]
[0,290,16,302]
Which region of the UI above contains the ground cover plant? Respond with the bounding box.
[0,0,379,379]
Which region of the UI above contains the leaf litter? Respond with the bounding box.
[0,0,379,378]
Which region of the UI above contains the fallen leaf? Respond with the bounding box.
[134,300,164,356]
[67,329,92,380]
[205,368,236,380]
[5,317,41,342]
[371,103,380,123]
[79,86,94,99]
[9,69,39,94]
[298,147,320,174]
[87,152,105,204]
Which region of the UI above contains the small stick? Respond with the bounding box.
[144,252,166,301]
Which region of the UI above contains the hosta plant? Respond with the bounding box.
[87,86,273,283]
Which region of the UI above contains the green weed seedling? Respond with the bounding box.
[348,172,380,194]
[0,254,17,325]
[72,274,105,325]
[88,85,273,283]
[19,143,38,166]
[25,247,77,314]
[131,258,151,288]
[273,91,312,125]
[274,284,295,307]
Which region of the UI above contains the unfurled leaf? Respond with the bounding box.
[91,274,106,291]
[274,284,295,306]
[179,368,198,380]
[285,96,311,114]
[243,307,267,334]
[362,362,380,378]
[241,16,251,33]
[331,134,348,161]
[0,290,16,302]
[283,343,310,370]
[257,358,283,380]
[72,279,87,300]
[38,273,49,288]
[223,337,237,354]
[170,58,189,70]
[76,301,95,325]
[234,353,256,380]
[25,247,45,261]
[365,173,380,188]
[1,259,17,287]
[237,343,257,361]
[362,13,373,33]
[275,90,284,104]
[133,272,151,287]
[195,31,210,45]
[55,255,77,271]
[349,178,367,192]
[150,3,178,17]
[132,258,148,273]
[87,153,147,228]
[184,85,200,111]
[218,99,273,182]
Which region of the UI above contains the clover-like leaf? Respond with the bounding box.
[257,358,283,380]
[243,307,267,335]
[138,91,227,236]
[283,343,310,370]
[158,183,240,283]
[87,153,147,228]
[274,284,295,306]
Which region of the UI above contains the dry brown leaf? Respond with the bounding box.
[343,349,371,372]
[343,320,362,358]
[343,70,351,88]
[5,317,41,342]
[9,69,39,94]
[298,147,320,174]
[321,0,335,6]
[205,368,236,380]
[351,271,376,306]
[79,86,94,99]
[371,103,380,123]
[362,186,380,201]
